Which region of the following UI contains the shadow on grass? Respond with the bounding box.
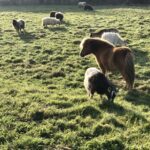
[133,48,149,67]
[99,101,126,116]
[19,31,37,43]
[44,26,68,32]
[125,89,150,107]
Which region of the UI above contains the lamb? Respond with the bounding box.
[78,2,86,8]
[50,11,57,17]
[84,4,94,11]
[101,32,127,46]
[55,12,64,22]
[84,67,117,102]
[12,19,25,33]
[42,17,61,27]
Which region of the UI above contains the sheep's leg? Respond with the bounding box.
[88,91,94,99]
[16,29,19,34]
[22,28,25,33]
[89,93,93,99]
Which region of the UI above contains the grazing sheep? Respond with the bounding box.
[78,2,86,8]
[90,28,119,38]
[84,4,94,11]
[101,32,127,46]
[84,67,117,102]
[50,11,57,17]
[55,12,64,22]
[80,38,135,90]
[12,19,25,33]
[42,17,60,27]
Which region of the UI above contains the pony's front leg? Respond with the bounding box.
[99,63,106,75]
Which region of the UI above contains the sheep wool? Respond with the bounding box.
[84,67,117,102]
[42,17,60,27]
[101,32,126,46]
[78,2,86,8]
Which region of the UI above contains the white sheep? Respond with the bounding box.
[42,17,60,27]
[101,32,127,46]
[78,2,86,8]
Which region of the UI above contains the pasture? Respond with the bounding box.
[0,5,150,149]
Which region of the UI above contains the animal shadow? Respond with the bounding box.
[46,26,68,32]
[125,89,150,107]
[19,31,37,43]
[133,48,149,67]
[99,100,126,116]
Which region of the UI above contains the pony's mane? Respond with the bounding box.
[80,37,115,50]
[98,38,115,47]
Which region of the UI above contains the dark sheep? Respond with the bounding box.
[55,12,64,22]
[84,67,117,102]
[12,19,25,33]
[84,4,94,11]
[50,11,57,17]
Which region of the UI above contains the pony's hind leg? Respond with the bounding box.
[120,71,132,90]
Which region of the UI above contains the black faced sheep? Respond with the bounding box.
[84,4,94,11]
[84,67,117,102]
[55,12,64,22]
[42,17,60,27]
[50,11,57,17]
[12,19,25,33]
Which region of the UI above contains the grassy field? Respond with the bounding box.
[0,5,150,149]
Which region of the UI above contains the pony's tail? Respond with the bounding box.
[124,52,135,90]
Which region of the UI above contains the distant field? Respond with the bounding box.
[0,5,150,149]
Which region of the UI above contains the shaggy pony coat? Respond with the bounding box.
[80,38,135,90]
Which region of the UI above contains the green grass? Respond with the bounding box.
[0,5,150,149]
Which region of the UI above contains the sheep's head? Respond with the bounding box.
[12,19,17,24]
[107,86,117,102]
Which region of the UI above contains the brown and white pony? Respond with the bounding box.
[80,38,135,90]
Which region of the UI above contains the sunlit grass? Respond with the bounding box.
[0,5,150,149]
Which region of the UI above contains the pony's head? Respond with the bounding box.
[80,37,114,57]
[80,38,101,57]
